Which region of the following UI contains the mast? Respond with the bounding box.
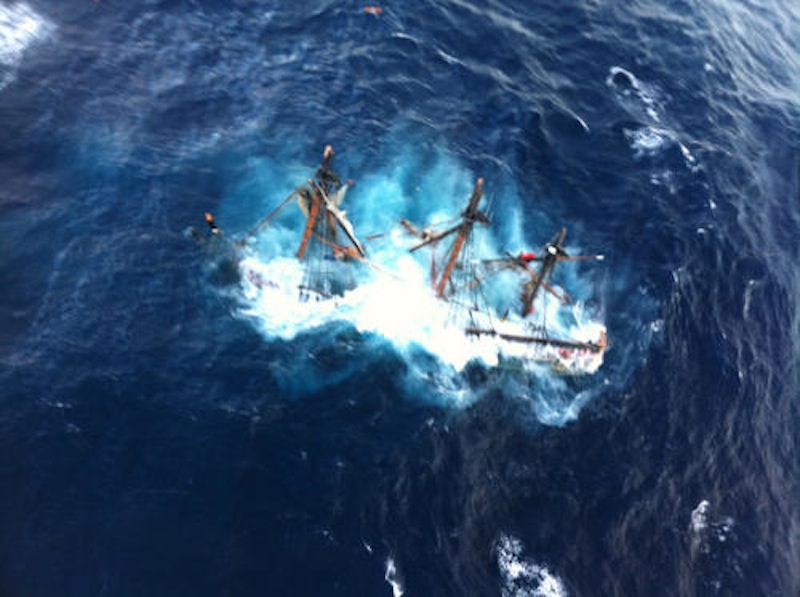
[296,145,366,260]
[297,186,321,259]
[313,182,365,258]
[394,178,607,371]
[434,178,487,298]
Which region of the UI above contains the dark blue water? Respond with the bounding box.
[1,1,798,595]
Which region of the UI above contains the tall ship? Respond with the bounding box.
[193,153,606,375]
[400,178,607,374]
[194,145,368,301]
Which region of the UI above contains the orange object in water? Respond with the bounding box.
[364,6,383,15]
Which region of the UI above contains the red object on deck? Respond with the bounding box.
[519,251,536,262]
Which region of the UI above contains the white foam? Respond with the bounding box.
[607,66,661,122]
[385,556,404,597]
[690,499,737,559]
[238,251,605,374]
[572,113,590,133]
[678,141,697,165]
[0,3,53,89]
[624,126,671,158]
[606,66,640,91]
[691,499,710,535]
[610,67,699,171]
[624,126,698,171]
[238,254,344,335]
[497,535,568,597]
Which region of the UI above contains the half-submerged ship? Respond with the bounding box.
[401,178,607,374]
[195,146,367,300]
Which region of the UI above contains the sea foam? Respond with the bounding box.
[497,534,568,597]
[0,2,53,90]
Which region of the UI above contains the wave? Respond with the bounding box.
[497,534,568,597]
[0,2,53,90]
[607,66,664,123]
[688,499,744,593]
[384,556,405,597]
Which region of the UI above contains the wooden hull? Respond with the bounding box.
[464,326,607,375]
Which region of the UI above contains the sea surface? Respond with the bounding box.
[1,1,798,595]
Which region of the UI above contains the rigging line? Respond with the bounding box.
[474,262,495,330]
[401,215,462,239]
[303,213,326,297]
[307,231,400,279]
[462,237,478,326]
[409,221,462,252]
[467,235,494,329]
[429,215,462,228]
[417,215,462,230]
[239,188,300,243]
[485,192,497,221]
[309,179,366,257]
[539,288,551,335]
[321,209,336,294]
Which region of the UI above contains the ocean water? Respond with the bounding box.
[1,1,798,595]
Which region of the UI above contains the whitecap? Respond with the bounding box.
[606,66,640,93]
[690,499,738,559]
[607,66,661,122]
[623,124,700,175]
[497,534,568,597]
[0,2,53,90]
[691,500,711,535]
[572,113,590,133]
[678,141,697,165]
[623,126,671,158]
[385,556,404,597]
